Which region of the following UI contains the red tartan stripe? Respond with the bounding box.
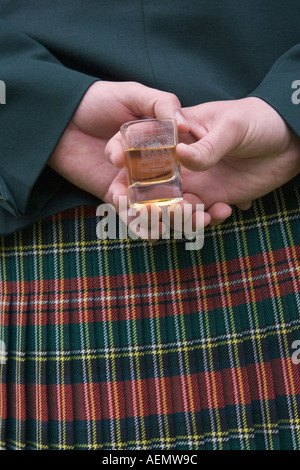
[0,383,7,419]
[270,358,300,396]
[1,251,299,327]
[2,359,299,421]
[4,384,27,421]
[43,205,97,223]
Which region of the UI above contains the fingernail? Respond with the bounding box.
[109,153,119,167]
[175,111,189,130]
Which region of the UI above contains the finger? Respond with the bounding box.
[235,200,252,210]
[128,84,190,133]
[207,202,232,225]
[123,203,166,242]
[176,118,242,171]
[105,131,125,168]
[164,195,211,235]
[180,194,211,228]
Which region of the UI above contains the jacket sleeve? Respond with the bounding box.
[0,19,98,233]
[248,44,300,137]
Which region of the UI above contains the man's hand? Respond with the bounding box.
[177,97,300,211]
[48,80,188,206]
[106,96,300,230]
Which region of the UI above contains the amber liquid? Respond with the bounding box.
[124,145,182,206]
[125,145,178,183]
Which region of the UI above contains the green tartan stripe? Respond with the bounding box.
[5,303,300,362]
[3,415,300,450]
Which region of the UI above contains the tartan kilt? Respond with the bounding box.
[0,180,300,450]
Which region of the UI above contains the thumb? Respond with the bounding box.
[177,119,242,171]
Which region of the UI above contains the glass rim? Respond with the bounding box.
[120,117,177,132]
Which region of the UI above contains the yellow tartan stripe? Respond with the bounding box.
[79,207,98,447]
[258,198,300,448]
[57,212,68,447]
[126,238,147,448]
[238,212,275,449]
[172,239,198,446]
[217,224,251,450]
[149,243,171,448]
[16,230,25,448]
[195,248,225,449]
[37,220,44,448]
[103,234,123,448]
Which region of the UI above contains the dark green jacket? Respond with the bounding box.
[0,0,299,235]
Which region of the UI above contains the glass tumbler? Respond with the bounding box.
[120,118,183,207]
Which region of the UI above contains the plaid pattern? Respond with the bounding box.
[0,180,300,450]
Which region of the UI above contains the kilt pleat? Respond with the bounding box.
[0,180,300,450]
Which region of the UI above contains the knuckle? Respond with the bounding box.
[167,91,181,106]
[224,112,240,130]
[158,90,180,106]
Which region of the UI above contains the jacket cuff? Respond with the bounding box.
[248,44,300,137]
